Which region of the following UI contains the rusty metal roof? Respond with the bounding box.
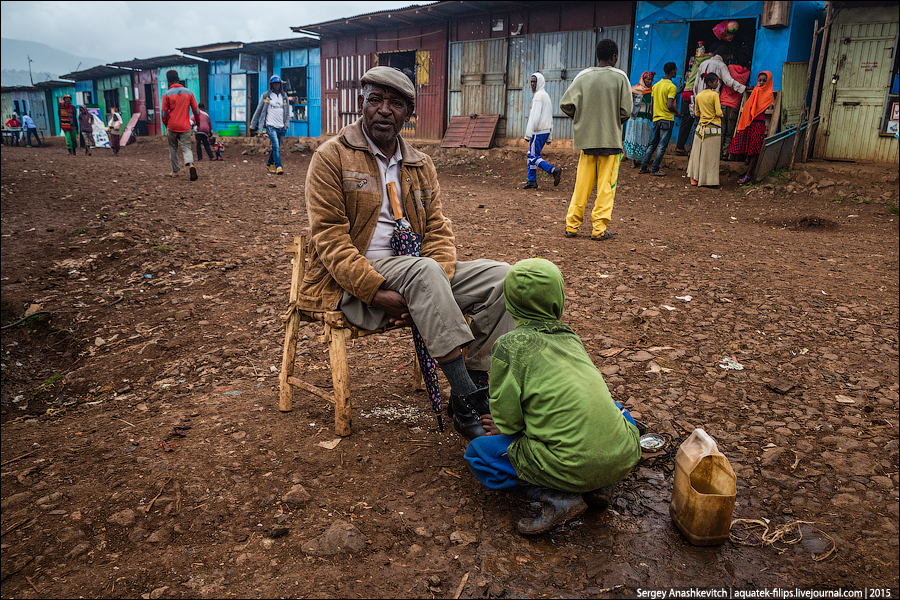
[110,55,203,70]
[178,36,318,61]
[33,80,76,90]
[59,64,136,81]
[291,1,524,35]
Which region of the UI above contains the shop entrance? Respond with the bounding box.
[682,18,758,79]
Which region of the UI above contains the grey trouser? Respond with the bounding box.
[340,257,513,372]
[167,129,194,172]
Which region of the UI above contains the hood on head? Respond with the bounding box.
[503,258,565,324]
[531,72,545,93]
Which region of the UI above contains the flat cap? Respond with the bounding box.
[360,66,416,103]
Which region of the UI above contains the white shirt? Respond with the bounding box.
[362,128,410,259]
[265,92,285,128]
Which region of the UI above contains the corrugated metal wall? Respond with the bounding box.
[816,7,899,162]
[449,27,631,140]
[780,62,808,128]
[323,53,370,134]
[273,47,322,137]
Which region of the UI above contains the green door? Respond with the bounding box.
[817,9,899,160]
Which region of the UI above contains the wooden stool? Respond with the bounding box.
[279,235,424,436]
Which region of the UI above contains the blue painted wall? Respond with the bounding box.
[631,1,825,137]
[272,46,321,138]
[208,55,269,136]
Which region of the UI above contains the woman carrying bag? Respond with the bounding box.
[107,107,124,155]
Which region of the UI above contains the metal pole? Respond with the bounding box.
[789,18,819,172]
[803,2,833,163]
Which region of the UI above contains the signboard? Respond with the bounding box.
[87,107,110,148]
[239,53,259,72]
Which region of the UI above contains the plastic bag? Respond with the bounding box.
[713,20,739,42]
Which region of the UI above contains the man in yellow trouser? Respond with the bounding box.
[560,39,632,241]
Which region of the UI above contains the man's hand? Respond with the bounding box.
[249,127,257,136]
[370,289,413,327]
[481,415,502,436]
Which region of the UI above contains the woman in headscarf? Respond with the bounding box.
[107,106,123,156]
[463,258,641,535]
[728,70,774,184]
[686,73,724,187]
[624,71,654,168]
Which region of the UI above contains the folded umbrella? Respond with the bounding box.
[386,182,444,432]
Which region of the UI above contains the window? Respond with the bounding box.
[103,89,120,114]
[281,67,308,121]
[230,74,247,121]
[80,91,92,105]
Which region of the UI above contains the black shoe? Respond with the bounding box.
[517,487,588,535]
[448,387,489,440]
[564,230,577,238]
[467,370,490,390]
[522,181,538,189]
[638,167,650,174]
[552,167,561,187]
[633,419,647,436]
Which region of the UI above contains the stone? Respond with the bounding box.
[150,586,169,599]
[413,526,433,537]
[301,520,366,556]
[629,351,654,361]
[147,527,172,544]
[450,530,477,545]
[282,484,310,506]
[65,541,91,560]
[407,543,425,558]
[1,491,32,510]
[830,493,858,508]
[817,178,835,189]
[107,509,136,527]
[795,171,815,186]
[129,527,148,542]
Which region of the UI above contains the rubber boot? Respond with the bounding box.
[517,487,588,535]
[582,485,613,511]
[448,386,489,440]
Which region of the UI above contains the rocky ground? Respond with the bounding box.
[1,135,898,598]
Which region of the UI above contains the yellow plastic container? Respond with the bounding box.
[669,428,736,546]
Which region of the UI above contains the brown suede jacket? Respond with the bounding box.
[299,118,456,312]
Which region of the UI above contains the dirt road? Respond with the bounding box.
[1,136,898,598]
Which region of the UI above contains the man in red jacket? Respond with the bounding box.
[161,69,201,180]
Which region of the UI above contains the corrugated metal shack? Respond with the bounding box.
[294,1,636,142]
[37,80,77,136]
[1,85,55,137]
[814,1,898,163]
[179,38,320,138]
[110,56,203,137]
[631,1,825,141]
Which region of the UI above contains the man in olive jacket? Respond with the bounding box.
[301,66,513,439]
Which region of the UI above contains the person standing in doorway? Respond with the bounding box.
[639,62,680,176]
[78,105,95,156]
[559,39,632,241]
[59,94,78,155]
[720,54,751,159]
[250,75,292,175]
[194,103,214,161]
[522,72,561,190]
[161,69,200,180]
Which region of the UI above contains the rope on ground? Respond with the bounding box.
[730,518,837,562]
[0,311,51,330]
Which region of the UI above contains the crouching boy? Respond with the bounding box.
[463,258,641,534]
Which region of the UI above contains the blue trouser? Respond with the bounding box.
[526,133,555,182]
[266,126,286,168]
[463,402,638,490]
[25,128,42,147]
[641,120,674,172]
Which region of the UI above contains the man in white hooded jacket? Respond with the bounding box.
[523,72,562,189]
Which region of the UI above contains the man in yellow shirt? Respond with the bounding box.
[639,62,680,176]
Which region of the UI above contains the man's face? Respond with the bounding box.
[359,84,414,152]
[530,76,537,93]
[272,82,282,94]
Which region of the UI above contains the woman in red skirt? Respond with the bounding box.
[729,71,774,184]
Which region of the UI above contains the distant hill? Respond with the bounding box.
[1,38,103,86]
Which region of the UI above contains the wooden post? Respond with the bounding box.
[326,312,352,436]
[803,2,833,163]
[789,19,819,173]
[278,236,306,412]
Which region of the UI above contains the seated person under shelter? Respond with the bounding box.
[464,258,642,535]
[299,66,514,438]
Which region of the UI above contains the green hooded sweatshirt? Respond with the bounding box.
[490,258,641,492]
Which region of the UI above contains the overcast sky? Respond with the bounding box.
[1,1,425,62]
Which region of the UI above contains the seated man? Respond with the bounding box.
[299,66,513,439]
[463,258,642,534]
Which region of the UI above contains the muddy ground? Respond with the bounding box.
[1,134,898,599]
